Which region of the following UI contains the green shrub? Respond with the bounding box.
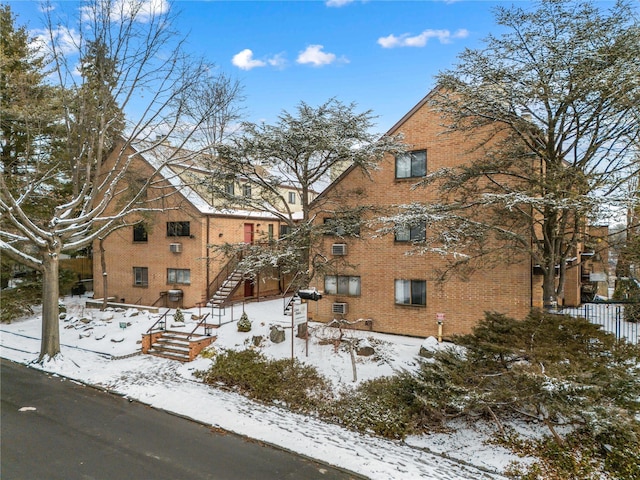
[173,308,184,323]
[415,309,640,478]
[237,312,251,332]
[506,427,640,480]
[321,373,425,439]
[195,349,331,412]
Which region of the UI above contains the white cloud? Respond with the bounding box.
[113,0,169,22]
[325,0,355,7]
[32,27,81,56]
[378,28,469,48]
[267,53,287,69]
[296,45,340,67]
[232,49,267,70]
[80,0,170,24]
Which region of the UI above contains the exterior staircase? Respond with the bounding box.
[142,312,216,362]
[284,294,300,315]
[146,330,216,362]
[210,270,244,308]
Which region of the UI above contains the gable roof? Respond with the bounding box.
[311,87,439,206]
[129,140,284,220]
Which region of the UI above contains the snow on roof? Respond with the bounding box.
[130,140,283,220]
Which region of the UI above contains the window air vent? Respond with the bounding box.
[332,302,348,315]
[331,243,347,256]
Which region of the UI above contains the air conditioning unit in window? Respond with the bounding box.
[331,243,347,256]
[332,302,348,315]
[169,243,182,253]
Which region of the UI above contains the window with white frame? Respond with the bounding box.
[133,267,148,286]
[324,275,361,296]
[395,221,426,242]
[288,191,296,204]
[395,279,426,306]
[243,184,252,198]
[395,150,426,179]
[167,268,190,285]
[225,182,235,195]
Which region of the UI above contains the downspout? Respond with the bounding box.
[206,216,210,300]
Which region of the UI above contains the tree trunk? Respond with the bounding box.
[542,271,557,310]
[100,238,108,311]
[39,250,61,361]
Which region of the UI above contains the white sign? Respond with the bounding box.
[293,303,308,325]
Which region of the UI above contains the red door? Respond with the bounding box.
[244,223,254,244]
[244,280,254,298]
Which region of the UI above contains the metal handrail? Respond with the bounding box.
[282,271,302,313]
[146,309,169,334]
[186,313,211,340]
[151,292,167,307]
[207,251,243,300]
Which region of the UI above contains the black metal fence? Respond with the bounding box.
[555,302,639,345]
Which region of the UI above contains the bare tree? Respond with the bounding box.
[184,68,246,155]
[0,0,228,361]
[380,0,640,307]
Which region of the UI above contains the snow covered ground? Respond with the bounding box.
[0,295,530,479]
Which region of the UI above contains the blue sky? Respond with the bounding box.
[10,0,533,133]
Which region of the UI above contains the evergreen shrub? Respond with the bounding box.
[237,312,251,332]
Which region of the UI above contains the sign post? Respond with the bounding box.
[292,302,308,360]
[436,313,445,343]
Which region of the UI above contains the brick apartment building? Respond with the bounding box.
[307,90,606,339]
[92,139,308,309]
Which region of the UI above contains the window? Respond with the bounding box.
[243,184,252,198]
[133,224,148,242]
[324,217,360,237]
[167,221,190,237]
[225,182,235,195]
[133,267,148,287]
[395,221,426,242]
[288,191,296,204]
[395,150,426,179]
[280,225,292,237]
[324,275,361,296]
[167,268,190,285]
[395,279,426,306]
[268,224,274,240]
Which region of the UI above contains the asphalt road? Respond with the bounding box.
[1,360,362,480]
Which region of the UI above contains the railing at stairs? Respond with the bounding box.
[186,313,212,339]
[207,251,244,303]
[282,271,303,315]
[146,309,170,334]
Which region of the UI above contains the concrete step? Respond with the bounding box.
[148,349,190,362]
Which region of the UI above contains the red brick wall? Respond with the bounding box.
[92,147,284,309]
[310,96,533,337]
